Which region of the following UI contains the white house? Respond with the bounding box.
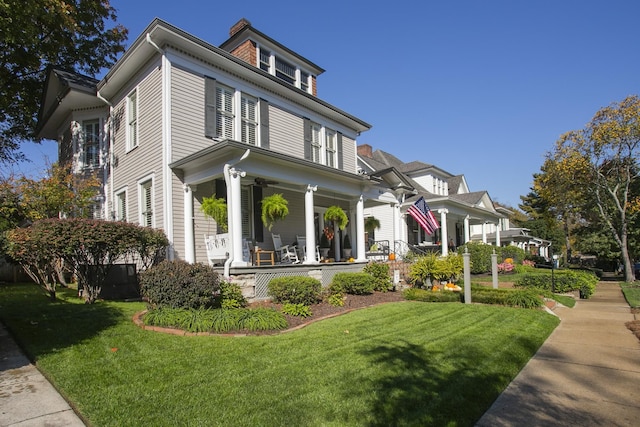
[356,144,547,257]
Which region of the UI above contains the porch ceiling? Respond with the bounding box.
[170,140,389,202]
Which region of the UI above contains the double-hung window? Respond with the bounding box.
[139,179,153,227]
[240,94,258,145]
[82,120,100,168]
[325,128,337,168]
[311,122,322,163]
[275,57,296,85]
[216,84,234,140]
[300,71,309,93]
[115,189,127,222]
[259,49,271,72]
[127,89,138,151]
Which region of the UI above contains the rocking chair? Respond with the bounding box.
[296,235,320,262]
[271,234,300,264]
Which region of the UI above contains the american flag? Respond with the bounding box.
[407,196,440,235]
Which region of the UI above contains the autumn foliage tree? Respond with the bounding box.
[544,95,640,281]
[6,219,168,303]
[0,0,127,162]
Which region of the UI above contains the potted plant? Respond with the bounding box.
[364,216,380,234]
[261,193,289,231]
[201,194,228,233]
[319,231,330,260]
[364,216,380,248]
[324,206,348,260]
[343,233,352,259]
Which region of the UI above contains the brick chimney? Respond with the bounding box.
[357,144,373,158]
[230,18,251,37]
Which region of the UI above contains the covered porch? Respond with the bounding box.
[170,140,395,275]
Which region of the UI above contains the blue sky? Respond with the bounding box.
[16,0,640,208]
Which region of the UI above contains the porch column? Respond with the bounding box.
[183,184,195,263]
[304,185,318,264]
[393,202,401,253]
[439,209,448,256]
[482,222,487,243]
[356,195,366,262]
[464,215,470,243]
[495,223,501,247]
[229,167,247,267]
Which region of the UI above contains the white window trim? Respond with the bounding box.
[82,119,101,169]
[216,83,235,140]
[115,187,128,222]
[239,93,258,146]
[325,128,337,168]
[137,175,154,228]
[126,88,138,152]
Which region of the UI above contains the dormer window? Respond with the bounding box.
[258,47,312,93]
[300,71,309,93]
[259,49,270,71]
[275,57,296,85]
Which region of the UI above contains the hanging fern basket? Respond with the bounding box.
[261,193,289,231]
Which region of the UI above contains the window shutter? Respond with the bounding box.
[253,186,263,242]
[303,117,311,160]
[337,132,343,170]
[259,99,270,149]
[215,179,227,200]
[204,76,217,138]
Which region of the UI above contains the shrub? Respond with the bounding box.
[281,303,312,317]
[217,282,247,309]
[237,308,288,331]
[139,260,221,309]
[6,218,169,303]
[498,246,526,264]
[327,292,345,307]
[497,262,514,273]
[267,276,321,305]
[363,262,393,292]
[460,242,494,274]
[329,272,375,295]
[402,288,461,302]
[143,307,287,333]
[514,269,598,298]
[505,289,544,309]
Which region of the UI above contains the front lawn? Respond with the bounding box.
[0,283,559,426]
[621,283,640,308]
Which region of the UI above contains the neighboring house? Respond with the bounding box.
[37,18,399,295]
[476,205,551,258]
[357,144,505,256]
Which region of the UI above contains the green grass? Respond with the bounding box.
[621,283,640,308]
[0,283,559,426]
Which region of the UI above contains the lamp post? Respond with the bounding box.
[551,254,559,293]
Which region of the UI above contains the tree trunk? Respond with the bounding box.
[620,232,635,282]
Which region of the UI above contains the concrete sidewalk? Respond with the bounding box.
[476,281,640,427]
[0,323,85,427]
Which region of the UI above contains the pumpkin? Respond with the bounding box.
[389,253,396,261]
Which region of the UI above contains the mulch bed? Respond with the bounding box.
[134,291,407,336]
[626,308,640,341]
[251,291,407,332]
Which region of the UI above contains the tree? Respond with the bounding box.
[0,0,127,163]
[549,95,640,281]
[6,218,169,303]
[19,162,101,220]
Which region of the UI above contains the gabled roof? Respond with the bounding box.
[36,68,101,139]
[447,175,464,193]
